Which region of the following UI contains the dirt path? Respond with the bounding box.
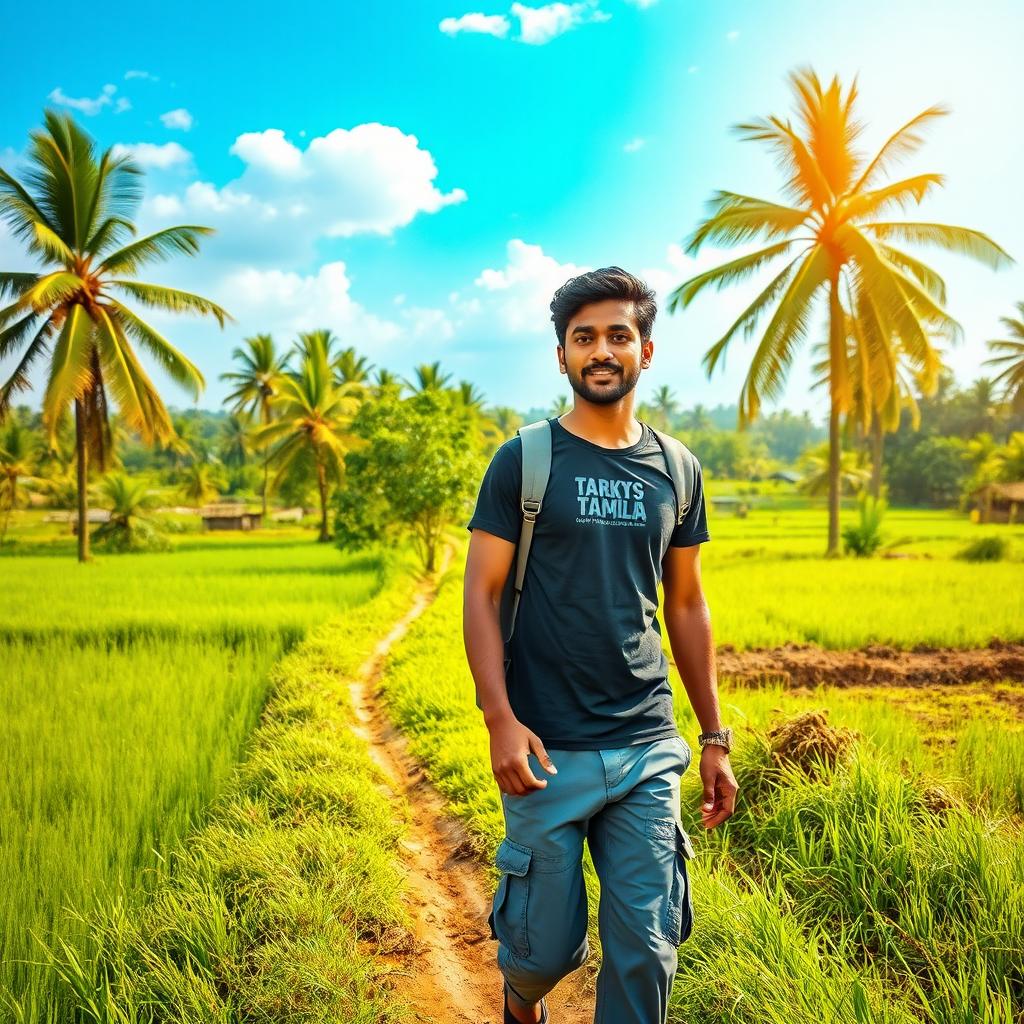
[347,543,593,1024]
[709,639,1024,688]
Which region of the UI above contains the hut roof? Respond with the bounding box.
[200,503,261,517]
[970,481,1024,501]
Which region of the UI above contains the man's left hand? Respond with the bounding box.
[699,745,739,829]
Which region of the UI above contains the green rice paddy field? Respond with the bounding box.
[2,503,1022,1023]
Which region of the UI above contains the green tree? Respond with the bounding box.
[668,66,1011,555]
[0,109,230,562]
[333,388,483,572]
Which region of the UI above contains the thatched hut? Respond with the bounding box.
[200,503,263,531]
[970,481,1024,524]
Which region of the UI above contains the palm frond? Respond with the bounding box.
[732,116,832,210]
[22,271,84,312]
[841,174,944,221]
[737,244,831,423]
[30,220,75,265]
[850,104,950,194]
[0,273,40,304]
[42,303,95,434]
[97,225,215,276]
[106,280,231,328]
[685,191,809,254]
[699,251,808,378]
[0,317,53,419]
[667,240,795,312]
[862,222,1013,270]
[0,166,59,244]
[104,299,206,399]
[874,242,947,305]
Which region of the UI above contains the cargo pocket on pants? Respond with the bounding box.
[644,815,695,946]
[673,821,695,944]
[487,837,533,958]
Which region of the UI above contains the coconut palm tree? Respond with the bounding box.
[91,471,167,552]
[250,343,361,542]
[983,303,1024,415]
[180,461,222,507]
[220,333,288,516]
[652,385,679,429]
[550,394,570,416]
[0,109,231,562]
[334,346,375,387]
[372,367,404,395]
[797,441,871,498]
[667,66,1012,555]
[404,360,453,394]
[219,411,254,468]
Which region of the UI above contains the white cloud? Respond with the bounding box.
[510,1,609,44]
[401,305,457,340]
[47,83,125,116]
[111,141,192,169]
[623,137,646,153]
[115,97,131,113]
[125,69,159,81]
[439,12,510,37]
[141,123,466,267]
[473,239,590,333]
[160,108,194,131]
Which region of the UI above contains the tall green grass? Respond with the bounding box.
[1,536,405,1024]
[377,545,978,1022]
[18,545,425,1024]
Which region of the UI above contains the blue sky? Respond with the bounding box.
[2,0,1022,425]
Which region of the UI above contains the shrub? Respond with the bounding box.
[956,535,1009,562]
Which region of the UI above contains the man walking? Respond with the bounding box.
[463,267,738,1024]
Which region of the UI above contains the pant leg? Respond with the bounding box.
[487,748,602,1004]
[587,735,695,1024]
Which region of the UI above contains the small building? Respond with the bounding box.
[200,502,263,531]
[970,481,1024,524]
[768,470,801,484]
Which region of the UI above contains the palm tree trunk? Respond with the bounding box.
[316,455,329,543]
[826,279,844,558]
[75,396,91,563]
[262,455,269,521]
[869,410,884,500]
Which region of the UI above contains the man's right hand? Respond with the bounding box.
[488,713,558,796]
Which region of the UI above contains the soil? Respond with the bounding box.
[712,639,1024,688]
[347,543,592,1024]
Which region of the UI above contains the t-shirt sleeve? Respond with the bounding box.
[669,457,711,547]
[466,438,522,544]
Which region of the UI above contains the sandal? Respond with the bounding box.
[503,981,548,1024]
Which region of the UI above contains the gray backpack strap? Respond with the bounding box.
[649,425,696,525]
[506,419,551,644]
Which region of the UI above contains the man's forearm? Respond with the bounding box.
[662,598,723,733]
[463,591,515,726]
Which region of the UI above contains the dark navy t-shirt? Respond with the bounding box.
[466,416,710,750]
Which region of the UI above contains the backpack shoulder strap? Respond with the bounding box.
[507,419,551,639]
[649,425,696,525]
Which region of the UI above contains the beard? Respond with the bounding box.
[566,363,642,405]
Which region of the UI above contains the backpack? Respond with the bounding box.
[482,418,697,707]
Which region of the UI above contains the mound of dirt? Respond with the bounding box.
[766,709,859,777]
[714,640,1024,688]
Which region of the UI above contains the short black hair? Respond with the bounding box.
[549,266,657,347]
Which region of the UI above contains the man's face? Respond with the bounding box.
[558,298,653,405]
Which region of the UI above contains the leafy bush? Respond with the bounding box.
[842,492,887,557]
[956,535,1009,562]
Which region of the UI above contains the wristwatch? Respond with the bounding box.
[697,727,734,753]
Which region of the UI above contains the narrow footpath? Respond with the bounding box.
[347,541,593,1024]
